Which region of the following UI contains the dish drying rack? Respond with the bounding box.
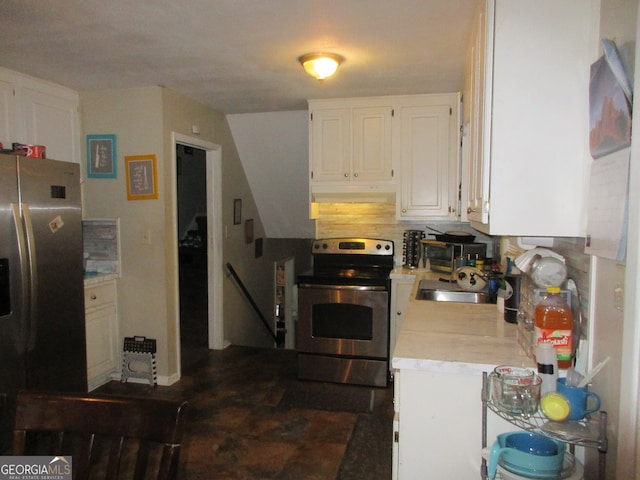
[481,372,607,479]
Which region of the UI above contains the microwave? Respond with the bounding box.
[421,240,487,273]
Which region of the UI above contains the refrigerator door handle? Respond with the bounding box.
[21,203,38,350]
[11,203,32,350]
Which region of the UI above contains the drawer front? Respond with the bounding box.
[84,282,116,309]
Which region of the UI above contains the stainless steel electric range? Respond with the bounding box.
[296,238,394,387]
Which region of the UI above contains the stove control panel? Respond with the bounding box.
[312,238,394,255]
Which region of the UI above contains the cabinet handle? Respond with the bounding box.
[90,294,97,300]
[344,173,349,178]
[467,207,477,214]
[402,208,407,213]
[354,172,358,178]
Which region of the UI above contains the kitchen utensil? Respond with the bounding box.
[577,356,610,388]
[504,274,521,324]
[513,248,565,274]
[493,452,583,480]
[505,432,558,456]
[487,432,566,480]
[489,366,541,418]
[455,265,487,291]
[540,392,571,422]
[530,256,568,288]
[424,225,476,243]
[557,378,601,421]
[566,367,585,387]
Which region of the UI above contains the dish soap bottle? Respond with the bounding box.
[535,341,558,395]
[534,287,573,369]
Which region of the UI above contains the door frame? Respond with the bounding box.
[171,132,224,374]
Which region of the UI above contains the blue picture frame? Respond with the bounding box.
[87,134,117,178]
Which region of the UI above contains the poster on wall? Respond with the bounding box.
[589,39,632,159]
[125,154,158,200]
[585,39,633,261]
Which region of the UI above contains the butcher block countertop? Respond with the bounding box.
[391,269,534,374]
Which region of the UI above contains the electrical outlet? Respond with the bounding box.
[142,229,152,245]
[614,283,624,311]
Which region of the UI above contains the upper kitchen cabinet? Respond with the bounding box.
[308,98,395,201]
[396,94,460,220]
[464,0,598,236]
[308,94,460,219]
[0,68,80,164]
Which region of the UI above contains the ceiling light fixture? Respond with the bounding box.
[298,53,343,80]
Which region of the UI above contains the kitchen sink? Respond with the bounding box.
[415,279,491,304]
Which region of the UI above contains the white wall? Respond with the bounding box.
[589,1,639,478]
[227,110,314,238]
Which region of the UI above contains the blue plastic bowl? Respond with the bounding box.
[505,432,558,456]
[488,432,566,479]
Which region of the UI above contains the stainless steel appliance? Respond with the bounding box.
[421,239,486,273]
[296,238,394,387]
[0,154,87,396]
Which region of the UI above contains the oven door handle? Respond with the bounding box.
[298,283,387,292]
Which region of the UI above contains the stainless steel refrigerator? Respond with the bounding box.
[0,153,87,396]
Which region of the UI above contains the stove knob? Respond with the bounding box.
[376,244,382,250]
[385,244,391,250]
[322,243,328,250]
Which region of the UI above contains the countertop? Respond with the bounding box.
[391,268,534,374]
[84,273,118,286]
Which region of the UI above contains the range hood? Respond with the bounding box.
[310,185,396,203]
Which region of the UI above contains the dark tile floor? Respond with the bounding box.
[96,346,394,480]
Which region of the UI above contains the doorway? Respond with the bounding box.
[171,133,223,376]
[176,144,208,368]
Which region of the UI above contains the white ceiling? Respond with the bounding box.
[0,0,478,114]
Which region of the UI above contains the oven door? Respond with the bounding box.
[296,284,389,359]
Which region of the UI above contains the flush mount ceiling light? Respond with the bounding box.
[298,53,343,80]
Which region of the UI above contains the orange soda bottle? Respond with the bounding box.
[534,286,573,369]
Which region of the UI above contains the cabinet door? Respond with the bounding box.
[309,108,351,182]
[466,1,492,224]
[20,83,80,163]
[0,78,18,147]
[86,304,118,390]
[352,106,393,182]
[397,103,457,219]
[390,279,415,364]
[468,0,596,236]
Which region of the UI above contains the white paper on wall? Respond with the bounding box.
[585,147,630,261]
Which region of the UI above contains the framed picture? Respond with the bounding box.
[245,219,254,244]
[233,199,242,225]
[125,154,158,200]
[87,134,117,178]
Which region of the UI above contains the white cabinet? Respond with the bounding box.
[463,0,598,236]
[395,94,460,220]
[393,368,513,479]
[0,67,80,163]
[309,99,394,185]
[85,278,120,391]
[308,94,460,219]
[390,276,415,369]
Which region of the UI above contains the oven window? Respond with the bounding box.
[311,303,373,340]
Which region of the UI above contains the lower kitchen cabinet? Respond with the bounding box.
[84,278,119,391]
[390,275,416,369]
[393,368,513,479]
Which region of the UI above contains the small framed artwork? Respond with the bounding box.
[125,154,158,200]
[87,134,117,178]
[233,199,242,225]
[245,219,254,244]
